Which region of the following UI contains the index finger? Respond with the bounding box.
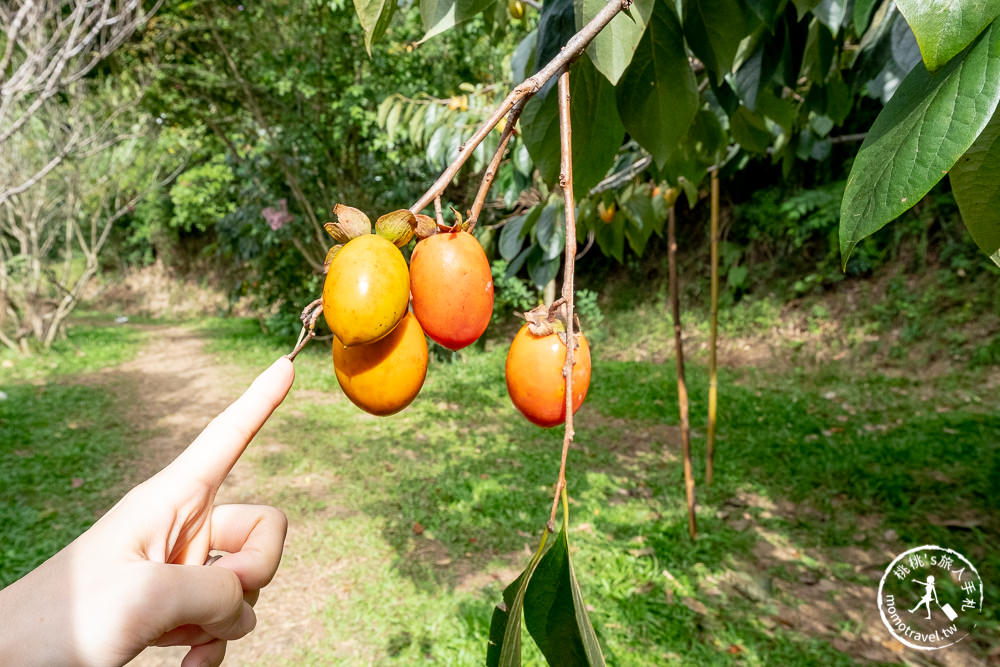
[165,357,295,488]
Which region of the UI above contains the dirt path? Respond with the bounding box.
[105,325,326,666]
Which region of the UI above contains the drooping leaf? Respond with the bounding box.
[523,528,606,666]
[512,29,538,82]
[744,0,786,29]
[354,0,397,54]
[616,0,697,166]
[588,207,626,262]
[950,108,1000,266]
[895,0,1000,71]
[621,189,664,255]
[419,0,497,43]
[574,0,654,84]
[499,206,539,260]
[521,57,625,199]
[853,0,879,34]
[534,0,576,93]
[840,21,1000,266]
[683,0,757,82]
[534,202,566,260]
[660,109,726,197]
[527,246,561,289]
[812,0,848,37]
[730,106,772,153]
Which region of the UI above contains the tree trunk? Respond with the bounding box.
[668,204,696,538]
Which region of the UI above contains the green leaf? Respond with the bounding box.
[621,188,665,255]
[419,0,496,43]
[575,0,654,84]
[730,106,772,152]
[744,0,786,28]
[522,527,606,666]
[535,0,576,84]
[853,0,879,34]
[589,207,626,262]
[500,205,541,261]
[527,246,561,289]
[511,30,538,82]
[896,0,1000,71]
[616,1,697,167]
[683,0,757,82]
[521,57,625,199]
[534,202,566,260]
[354,0,397,54]
[812,0,848,37]
[840,21,1000,267]
[950,108,1000,266]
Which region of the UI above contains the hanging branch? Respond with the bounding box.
[468,99,526,228]
[668,202,697,538]
[287,0,631,360]
[409,0,630,215]
[706,168,720,485]
[548,68,578,531]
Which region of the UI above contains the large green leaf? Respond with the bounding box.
[840,21,1000,266]
[486,538,551,667]
[523,528,606,666]
[574,0,654,85]
[812,0,848,37]
[521,57,625,199]
[616,1,697,167]
[950,108,1000,266]
[419,0,496,42]
[354,0,397,53]
[683,0,757,82]
[896,0,1000,71]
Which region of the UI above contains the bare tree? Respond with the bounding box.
[0,78,181,350]
[0,0,161,205]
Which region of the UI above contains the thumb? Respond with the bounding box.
[146,562,256,641]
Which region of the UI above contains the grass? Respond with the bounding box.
[2,309,997,664]
[0,324,146,586]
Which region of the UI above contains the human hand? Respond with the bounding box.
[0,357,295,667]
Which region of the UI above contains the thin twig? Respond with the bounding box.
[548,68,578,531]
[468,99,526,228]
[287,298,323,361]
[668,204,697,538]
[706,168,719,485]
[433,195,444,227]
[409,0,630,215]
[588,155,652,196]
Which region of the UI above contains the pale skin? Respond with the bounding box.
[0,357,295,667]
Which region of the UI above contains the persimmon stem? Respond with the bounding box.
[468,99,526,229]
[287,298,323,361]
[548,68,577,531]
[409,0,630,215]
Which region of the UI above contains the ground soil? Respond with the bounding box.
[108,326,328,666]
[107,325,989,666]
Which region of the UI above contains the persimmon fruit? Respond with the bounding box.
[409,230,493,350]
[323,234,409,347]
[506,324,591,428]
[332,311,428,416]
[597,202,615,223]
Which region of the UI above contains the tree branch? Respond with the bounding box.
[409,0,631,215]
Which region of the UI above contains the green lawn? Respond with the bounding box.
[1,314,997,664]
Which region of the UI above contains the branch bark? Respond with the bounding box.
[706,168,720,485]
[668,204,697,538]
[548,68,579,530]
[409,0,631,215]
